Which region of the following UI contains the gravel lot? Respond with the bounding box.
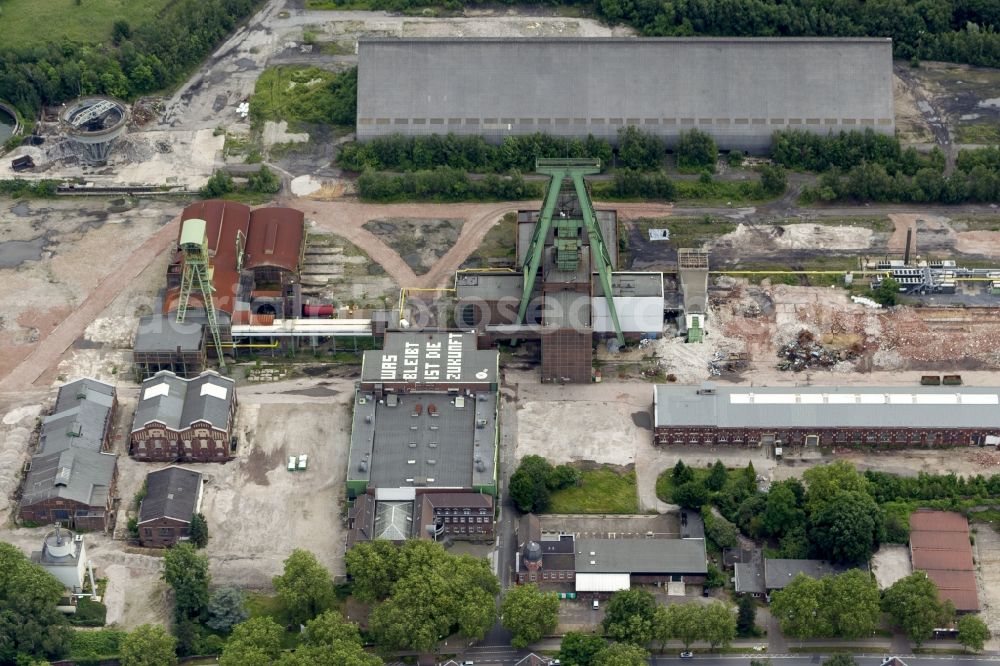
[871,544,912,590]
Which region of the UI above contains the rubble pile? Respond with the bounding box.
[777,329,860,371]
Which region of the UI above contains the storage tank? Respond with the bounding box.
[302,304,334,317]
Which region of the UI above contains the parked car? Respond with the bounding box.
[680,652,694,659]
[592,599,599,609]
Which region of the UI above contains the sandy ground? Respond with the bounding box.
[871,544,912,590]
[973,523,1000,641]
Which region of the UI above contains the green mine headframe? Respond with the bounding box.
[516,158,624,345]
[176,218,226,369]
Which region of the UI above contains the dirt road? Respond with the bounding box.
[0,215,180,393]
[288,197,677,289]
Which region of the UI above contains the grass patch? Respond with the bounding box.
[0,0,173,49]
[956,124,1000,145]
[68,628,127,662]
[632,216,737,249]
[461,212,517,268]
[246,592,300,649]
[548,467,639,514]
[251,66,356,130]
[673,179,773,205]
[795,216,893,233]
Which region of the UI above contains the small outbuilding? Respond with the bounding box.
[138,466,204,548]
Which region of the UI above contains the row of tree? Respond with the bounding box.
[339,127,691,173]
[201,166,283,198]
[771,129,944,175]
[771,568,991,649]
[355,0,999,68]
[802,162,1000,204]
[356,167,542,202]
[0,0,264,119]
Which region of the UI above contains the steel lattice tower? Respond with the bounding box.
[516,158,624,344]
[176,218,226,369]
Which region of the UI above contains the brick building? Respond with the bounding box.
[654,384,1000,448]
[138,466,204,548]
[130,370,237,462]
[20,379,119,532]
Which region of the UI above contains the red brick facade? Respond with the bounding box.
[653,425,994,448]
[19,465,119,532]
[139,516,191,548]
[130,418,233,462]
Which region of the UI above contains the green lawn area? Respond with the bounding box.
[630,216,737,249]
[0,0,174,49]
[548,467,639,514]
[250,65,356,129]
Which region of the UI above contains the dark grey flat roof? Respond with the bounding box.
[654,385,1000,430]
[763,558,866,590]
[348,390,498,491]
[361,331,498,385]
[139,466,202,524]
[574,537,707,575]
[593,272,665,298]
[134,315,204,352]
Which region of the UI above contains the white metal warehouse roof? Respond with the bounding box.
[575,573,631,593]
[654,385,1000,429]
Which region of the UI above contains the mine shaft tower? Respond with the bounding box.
[176,218,226,369]
[516,158,624,345]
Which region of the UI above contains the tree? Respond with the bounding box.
[206,586,249,633]
[676,129,718,172]
[760,164,788,196]
[822,656,857,666]
[247,166,281,194]
[119,624,178,666]
[802,461,869,513]
[651,605,673,653]
[509,455,555,513]
[0,542,72,663]
[189,513,209,548]
[871,276,900,307]
[273,549,335,626]
[705,460,728,491]
[560,631,607,665]
[344,539,400,602]
[672,460,694,485]
[501,584,559,648]
[736,595,757,637]
[761,482,805,538]
[665,602,702,649]
[957,614,991,651]
[368,541,498,653]
[278,611,383,666]
[882,572,955,646]
[701,602,737,648]
[201,170,234,198]
[809,490,883,565]
[617,125,663,170]
[593,642,649,666]
[673,481,709,509]
[162,543,210,621]
[601,588,657,645]
[770,570,880,639]
[220,617,284,666]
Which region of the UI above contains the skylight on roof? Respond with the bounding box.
[200,383,228,400]
[143,383,170,400]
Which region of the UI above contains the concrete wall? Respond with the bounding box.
[357,38,895,152]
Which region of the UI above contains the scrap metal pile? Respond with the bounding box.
[777,329,860,371]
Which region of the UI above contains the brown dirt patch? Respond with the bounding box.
[955,230,1000,256]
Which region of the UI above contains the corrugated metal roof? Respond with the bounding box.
[575,572,631,592]
[909,510,979,611]
[132,370,234,432]
[133,315,204,353]
[139,466,202,524]
[574,537,707,575]
[22,447,117,508]
[39,379,115,456]
[654,384,1000,429]
[245,207,304,273]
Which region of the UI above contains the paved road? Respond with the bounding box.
[448,652,1000,666]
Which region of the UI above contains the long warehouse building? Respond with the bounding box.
[653,384,1000,448]
[356,37,894,151]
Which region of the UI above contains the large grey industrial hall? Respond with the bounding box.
[356,37,895,151]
